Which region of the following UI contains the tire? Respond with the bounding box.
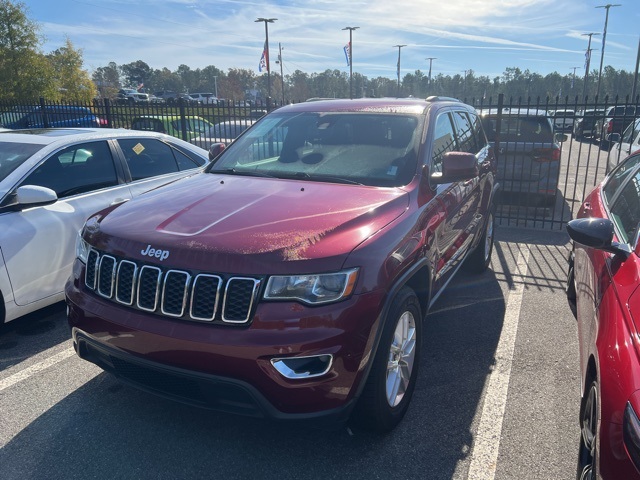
[352,286,422,433]
[577,380,598,480]
[465,209,495,273]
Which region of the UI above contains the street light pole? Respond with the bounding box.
[343,26,359,99]
[426,57,437,88]
[570,66,581,89]
[255,17,277,106]
[582,32,600,98]
[213,76,218,98]
[595,4,621,98]
[394,45,406,97]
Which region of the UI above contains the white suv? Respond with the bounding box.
[117,88,150,104]
[189,93,218,105]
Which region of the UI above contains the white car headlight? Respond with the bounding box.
[75,231,90,264]
[264,269,358,305]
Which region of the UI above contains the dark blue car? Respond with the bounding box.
[0,105,101,129]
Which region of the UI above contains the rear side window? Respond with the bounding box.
[131,118,166,133]
[117,138,180,180]
[484,115,553,142]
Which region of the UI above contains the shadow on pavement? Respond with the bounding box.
[0,268,507,480]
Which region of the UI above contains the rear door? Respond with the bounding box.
[1,140,132,305]
[115,137,205,197]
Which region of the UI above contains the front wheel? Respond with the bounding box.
[577,380,598,480]
[352,287,422,433]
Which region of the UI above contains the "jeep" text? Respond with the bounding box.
[140,244,170,261]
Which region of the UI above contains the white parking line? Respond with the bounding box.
[467,244,531,480]
[0,346,75,393]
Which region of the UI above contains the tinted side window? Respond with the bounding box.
[603,154,640,204]
[610,169,640,245]
[173,148,205,170]
[452,111,480,154]
[118,138,180,180]
[22,141,117,197]
[430,113,457,173]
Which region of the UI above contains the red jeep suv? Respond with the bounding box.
[66,97,498,432]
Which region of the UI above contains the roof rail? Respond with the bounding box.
[426,96,461,103]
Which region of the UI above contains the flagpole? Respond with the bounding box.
[256,18,277,108]
[343,26,359,99]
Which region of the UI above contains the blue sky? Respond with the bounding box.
[22,0,640,81]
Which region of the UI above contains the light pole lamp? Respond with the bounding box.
[343,26,359,99]
[394,45,406,97]
[595,4,621,98]
[255,17,277,105]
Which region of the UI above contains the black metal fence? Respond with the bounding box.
[1,94,639,231]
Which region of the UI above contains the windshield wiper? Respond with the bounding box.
[210,168,275,178]
[304,174,364,185]
[276,171,364,185]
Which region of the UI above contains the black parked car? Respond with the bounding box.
[573,108,606,140]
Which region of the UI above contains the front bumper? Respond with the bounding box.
[65,260,385,424]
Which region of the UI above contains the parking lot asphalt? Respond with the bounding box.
[0,226,580,480]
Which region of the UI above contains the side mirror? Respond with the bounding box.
[555,133,568,143]
[608,133,621,143]
[15,185,58,208]
[430,152,478,184]
[208,142,226,161]
[566,217,631,258]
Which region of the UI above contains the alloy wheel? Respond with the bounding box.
[386,310,417,407]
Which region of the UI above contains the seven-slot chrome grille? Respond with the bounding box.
[84,249,261,324]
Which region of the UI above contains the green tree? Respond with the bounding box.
[0,0,55,100]
[47,37,96,102]
[120,60,152,89]
[92,61,121,98]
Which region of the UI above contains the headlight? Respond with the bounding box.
[75,231,90,264]
[624,402,640,471]
[264,268,358,305]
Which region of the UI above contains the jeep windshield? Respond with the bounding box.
[207,111,423,187]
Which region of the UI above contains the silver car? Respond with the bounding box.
[0,128,209,323]
[481,108,566,206]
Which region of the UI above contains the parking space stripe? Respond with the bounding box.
[0,346,75,393]
[467,244,531,480]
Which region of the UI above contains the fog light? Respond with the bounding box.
[271,354,333,380]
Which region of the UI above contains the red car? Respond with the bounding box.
[66,97,498,432]
[567,151,640,479]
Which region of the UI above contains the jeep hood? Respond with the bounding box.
[92,173,409,273]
